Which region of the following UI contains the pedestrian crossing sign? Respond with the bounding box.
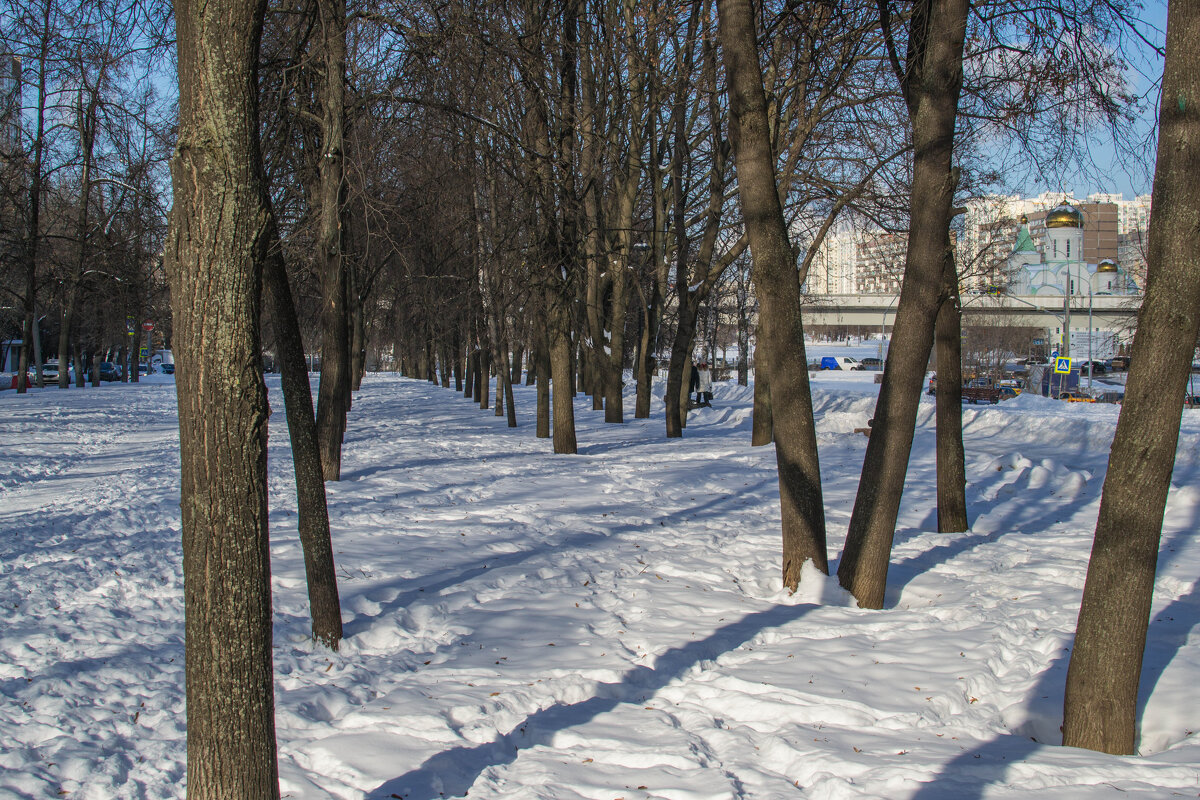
[1055,357,1072,374]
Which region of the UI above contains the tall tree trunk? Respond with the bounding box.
[633,281,662,419]
[59,83,100,389]
[510,344,523,386]
[535,330,551,439]
[314,0,351,481]
[547,284,578,453]
[1063,0,1200,754]
[751,316,773,446]
[736,267,751,387]
[934,233,968,532]
[837,0,969,608]
[719,0,828,587]
[167,0,280,794]
[665,301,699,437]
[349,261,366,391]
[478,345,490,410]
[17,4,51,395]
[263,233,343,650]
[471,348,483,403]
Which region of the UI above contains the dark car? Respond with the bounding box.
[1078,360,1107,374]
[161,363,175,375]
[98,362,122,381]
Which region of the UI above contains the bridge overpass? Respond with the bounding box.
[800,293,1142,339]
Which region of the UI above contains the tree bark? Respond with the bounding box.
[751,316,773,447]
[934,232,968,532]
[168,0,280,794]
[838,0,969,608]
[314,0,351,481]
[719,0,828,586]
[263,231,343,650]
[1063,0,1200,754]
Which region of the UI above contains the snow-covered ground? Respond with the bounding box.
[2,355,1198,799]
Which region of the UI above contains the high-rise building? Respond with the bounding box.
[0,55,20,154]
[804,223,858,294]
[854,232,907,294]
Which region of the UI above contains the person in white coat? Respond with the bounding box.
[696,361,713,407]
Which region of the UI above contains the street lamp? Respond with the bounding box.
[1064,262,1095,391]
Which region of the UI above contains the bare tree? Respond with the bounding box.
[1063,0,1200,755]
[167,0,280,793]
[838,0,971,609]
[718,0,828,584]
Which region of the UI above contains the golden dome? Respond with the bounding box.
[1045,204,1083,228]
[1097,260,1118,273]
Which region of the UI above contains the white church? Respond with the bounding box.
[1006,204,1140,298]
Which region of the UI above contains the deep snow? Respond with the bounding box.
[1,351,1198,799]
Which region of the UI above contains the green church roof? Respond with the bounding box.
[1012,221,1038,255]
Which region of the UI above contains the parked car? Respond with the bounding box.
[1058,391,1096,403]
[98,362,122,381]
[859,357,883,370]
[41,360,60,382]
[1078,359,1108,374]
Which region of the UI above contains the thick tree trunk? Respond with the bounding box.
[167,0,280,795]
[314,0,351,482]
[665,301,700,437]
[934,236,968,532]
[547,283,578,453]
[510,344,523,386]
[719,0,828,586]
[751,316,773,447]
[1063,0,1200,755]
[263,234,343,650]
[837,0,969,608]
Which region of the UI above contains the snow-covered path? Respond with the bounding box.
[1,371,1197,799]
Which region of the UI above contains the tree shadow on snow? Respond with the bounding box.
[886,455,1107,603]
[342,491,759,639]
[908,648,1072,799]
[910,524,1200,797]
[366,602,817,800]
